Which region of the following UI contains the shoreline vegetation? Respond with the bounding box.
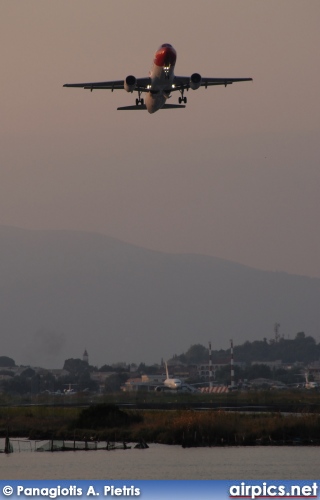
[1,391,320,448]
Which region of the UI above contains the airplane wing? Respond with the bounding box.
[63,77,151,91]
[172,76,252,90]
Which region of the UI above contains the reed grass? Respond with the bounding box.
[1,392,320,446]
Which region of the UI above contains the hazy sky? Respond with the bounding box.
[1,0,320,278]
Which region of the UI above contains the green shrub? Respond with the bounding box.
[74,404,142,430]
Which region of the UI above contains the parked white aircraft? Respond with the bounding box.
[64,383,77,395]
[163,362,182,390]
[304,372,318,389]
[153,362,182,391]
[63,43,252,113]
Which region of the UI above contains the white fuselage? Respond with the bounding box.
[163,359,182,389]
[164,377,182,389]
[145,44,177,114]
[305,381,318,389]
[145,65,175,113]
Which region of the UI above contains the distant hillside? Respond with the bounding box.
[0,226,319,368]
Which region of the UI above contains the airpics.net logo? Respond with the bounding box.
[230,482,318,499]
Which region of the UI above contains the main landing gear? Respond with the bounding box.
[135,90,144,107]
[178,89,187,104]
[135,97,144,106]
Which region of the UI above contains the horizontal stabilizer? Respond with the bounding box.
[162,104,186,109]
[117,105,147,110]
[117,104,186,111]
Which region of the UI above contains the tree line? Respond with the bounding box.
[174,332,320,364]
[0,332,319,394]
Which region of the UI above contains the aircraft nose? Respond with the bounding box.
[154,45,177,67]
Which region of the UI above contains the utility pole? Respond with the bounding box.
[209,341,212,389]
[230,339,235,388]
[274,323,280,343]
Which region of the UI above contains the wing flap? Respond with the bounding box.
[63,77,150,91]
[201,77,253,87]
[172,76,252,90]
[63,80,124,89]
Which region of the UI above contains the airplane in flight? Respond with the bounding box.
[63,43,252,114]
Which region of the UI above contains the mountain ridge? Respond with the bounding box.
[1,226,319,368]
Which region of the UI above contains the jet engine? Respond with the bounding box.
[124,75,137,92]
[190,73,202,90]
